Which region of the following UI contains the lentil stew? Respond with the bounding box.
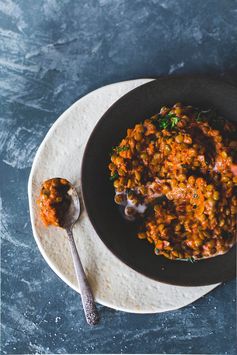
[109,103,237,261]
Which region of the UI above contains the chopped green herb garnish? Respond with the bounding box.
[196,109,212,122]
[110,172,119,181]
[196,112,204,122]
[112,145,129,153]
[117,145,129,152]
[170,116,180,128]
[160,116,170,129]
[155,248,160,255]
[152,113,180,130]
[110,145,129,156]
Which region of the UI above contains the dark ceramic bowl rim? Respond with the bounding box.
[81,75,236,286]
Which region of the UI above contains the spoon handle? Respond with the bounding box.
[66,228,99,325]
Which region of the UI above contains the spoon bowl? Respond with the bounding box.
[61,184,80,229]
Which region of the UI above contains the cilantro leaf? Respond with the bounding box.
[110,172,119,181]
[110,145,129,156]
[170,116,180,128]
[196,112,205,122]
[112,145,129,153]
[160,117,169,129]
[152,113,180,130]
[196,109,212,122]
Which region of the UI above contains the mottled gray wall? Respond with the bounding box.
[1,0,236,354]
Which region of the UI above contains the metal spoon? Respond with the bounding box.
[61,182,99,325]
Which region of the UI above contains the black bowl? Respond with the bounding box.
[81,76,237,286]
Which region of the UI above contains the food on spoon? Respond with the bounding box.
[108,103,237,261]
[38,178,71,227]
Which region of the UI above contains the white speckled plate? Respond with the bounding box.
[28,79,219,313]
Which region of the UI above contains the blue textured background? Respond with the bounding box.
[1,0,237,354]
